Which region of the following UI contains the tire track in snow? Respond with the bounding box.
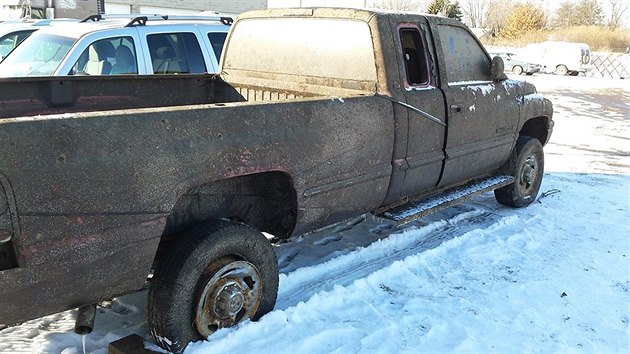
[275,203,525,310]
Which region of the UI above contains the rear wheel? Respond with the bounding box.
[512,65,524,75]
[495,136,544,208]
[148,221,279,353]
[555,65,568,75]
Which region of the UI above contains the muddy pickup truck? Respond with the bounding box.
[0,8,553,353]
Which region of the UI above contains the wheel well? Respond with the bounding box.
[520,117,549,145]
[161,171,297,241]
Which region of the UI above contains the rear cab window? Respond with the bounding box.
[223,18,377,84]
[398,25,434,89]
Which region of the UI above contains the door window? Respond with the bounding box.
[71,37,137,75]
[147,32,206,74]
[438,25,491,84]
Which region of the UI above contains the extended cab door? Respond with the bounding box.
[434,21,519,187]
[391,18,447,198]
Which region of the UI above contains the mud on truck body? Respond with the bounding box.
[0,7,553,352]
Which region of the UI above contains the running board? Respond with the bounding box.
[376,175,514,226]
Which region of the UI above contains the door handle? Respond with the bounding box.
[450,104,462,113]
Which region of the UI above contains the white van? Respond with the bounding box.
[523,41,594,76]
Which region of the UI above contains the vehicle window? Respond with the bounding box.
[147,32,206,74]
[224,18,377,82]
[399,27,430,87]
[71,37,137,76]
[207,32,227,61]
[437,24,491,83]
[0,30,36,59]
[0,33,74,77]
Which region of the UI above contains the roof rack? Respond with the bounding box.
[80,13,233,26]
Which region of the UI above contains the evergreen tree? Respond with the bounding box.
[426,0,462,20]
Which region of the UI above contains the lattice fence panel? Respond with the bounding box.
[586,52,629,79]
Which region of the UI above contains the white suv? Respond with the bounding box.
[0,14,231,77]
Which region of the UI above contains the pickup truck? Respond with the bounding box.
[0,7,553,353]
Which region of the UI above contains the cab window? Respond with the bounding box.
[399,27,430,87]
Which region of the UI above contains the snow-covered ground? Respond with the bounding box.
[1,73,628,354]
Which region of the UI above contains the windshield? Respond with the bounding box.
[0,33,75,77]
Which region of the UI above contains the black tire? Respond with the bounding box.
[512,65,523,75]
[148,221,279,353]
[525,72,534,76]
[569,71,579,76]
[495,136,544,208]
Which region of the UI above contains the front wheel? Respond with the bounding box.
[495,136,544,208]
[148,221,279,353]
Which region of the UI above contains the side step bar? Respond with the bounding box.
[376,175,514,226]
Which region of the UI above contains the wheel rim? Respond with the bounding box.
[556,65,567,75]
[195,258,262,337]
[518,153,539,195]
[513,66,523,75]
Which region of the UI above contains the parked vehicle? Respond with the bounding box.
[523,41,593,76]
[0,14,231,76]
[489,52,541,75]
[0,8,553,353]
[0,18,76,61]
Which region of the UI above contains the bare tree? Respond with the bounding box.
[461,0,487,28]
[553,0,576,28]
[483,0,514,36]
[608,0,629,29]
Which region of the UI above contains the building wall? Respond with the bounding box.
[105,1,267,14]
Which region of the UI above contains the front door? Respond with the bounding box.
[435,23,520,187]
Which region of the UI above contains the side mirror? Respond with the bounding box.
[491,56,508,81]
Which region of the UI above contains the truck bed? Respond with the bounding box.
[0,73,393,324]
[0,73,370,119]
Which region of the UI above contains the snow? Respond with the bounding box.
[1,73,629,353]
